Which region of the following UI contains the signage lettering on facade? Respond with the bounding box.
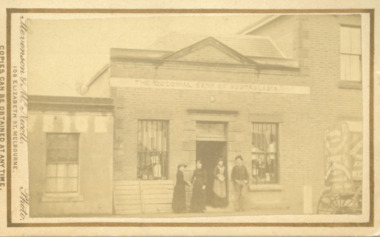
[110,78,310,95]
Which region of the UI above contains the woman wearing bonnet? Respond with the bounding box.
[172,164,191,213]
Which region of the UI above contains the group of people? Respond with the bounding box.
[172,155,249,213]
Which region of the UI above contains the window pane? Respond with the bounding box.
[252,132,266,152]
[67,164,78,177]
[157,122,162,151]
[258,154,266,180]
[350,55,362,82]
[252,123,279,184]
[46,133,79,193]
[268,141,276,153]
[56,178,65,192]
[340,26,362,83]
[138,121,143,150]
[57,164,67,177]
[46,164,57,177]
[137,120,169,180]
[143,121,149,150]
[151,121,157,151]
[340,54,351,81]
[162,122,168,152]
[46,178,56,192]
[147,121,152,150]
[350,27,361,55]
[340,26,351,54]
[66,178,78,192]
[151,155,162,178]
[269,124,277,152]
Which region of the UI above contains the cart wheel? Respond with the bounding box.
[317,192,335,214]
[317,193,354,214]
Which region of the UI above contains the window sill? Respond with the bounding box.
[249,184,283,192]
[42,193,84,203]
[338,81,362,90]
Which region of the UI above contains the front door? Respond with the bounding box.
[196,141,227,206]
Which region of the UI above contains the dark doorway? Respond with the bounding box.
[196,141,227,206]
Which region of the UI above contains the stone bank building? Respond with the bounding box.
[28,15,363,216]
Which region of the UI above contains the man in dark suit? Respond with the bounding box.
[231,155,249,212]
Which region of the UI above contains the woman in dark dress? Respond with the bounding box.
[212,159,229,207]
[172,164,190,213]
[190,160,207,212]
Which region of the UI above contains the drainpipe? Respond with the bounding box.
[79,64,109,95]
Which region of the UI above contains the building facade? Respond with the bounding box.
[28,97,114,216]
[28,15,362,216]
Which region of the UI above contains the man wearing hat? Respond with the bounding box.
[231,155,249,212]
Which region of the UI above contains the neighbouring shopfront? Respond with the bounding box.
[28,96,114,217]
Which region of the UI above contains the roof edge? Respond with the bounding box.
[239,15,283,35]
[28,95,114,112]
[162,36,254,65]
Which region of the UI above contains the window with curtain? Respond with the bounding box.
[46,133,79,193]
[340,25,362,82]
[137,120,169,180]
[251,123,279,184]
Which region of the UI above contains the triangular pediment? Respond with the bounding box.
[163,37,254,65]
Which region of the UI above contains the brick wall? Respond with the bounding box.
[110,15,362,213]
[297,15,362,211]
[244,15,362,212]
[111,60,314,213]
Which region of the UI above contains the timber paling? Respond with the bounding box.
[113,180,174,215]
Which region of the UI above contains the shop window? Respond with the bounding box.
[46,133,79,193]
[137,120,169,180]
[340,25,361,82]
[251,123,278,184]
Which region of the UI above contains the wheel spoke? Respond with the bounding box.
[318,189,362,214]
[318,194,336,214]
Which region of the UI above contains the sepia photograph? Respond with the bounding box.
[2,0,380,234]
[25,13,365,218]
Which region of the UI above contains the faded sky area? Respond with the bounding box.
[27,15,265,97]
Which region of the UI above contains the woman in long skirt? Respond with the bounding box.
[172,164,190,213]
[212,159,228,207]
[190,160,207,212]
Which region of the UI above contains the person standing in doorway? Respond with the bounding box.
[212,158,228,207]
[231,155,249,212]
[172,164,191,213]
[190,160,207,212]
